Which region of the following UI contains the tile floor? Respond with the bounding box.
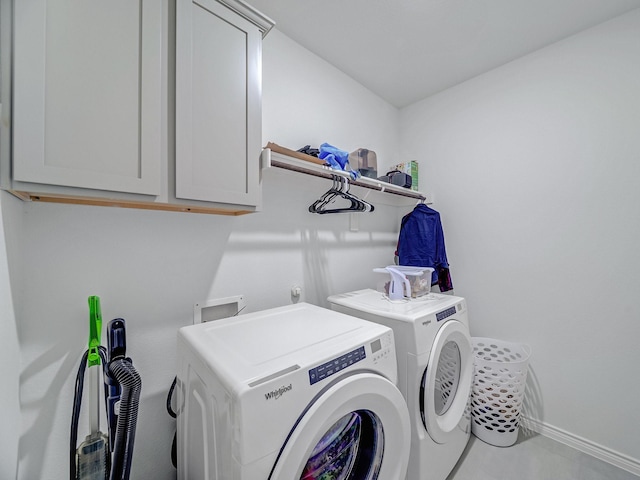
[446,432,639,480]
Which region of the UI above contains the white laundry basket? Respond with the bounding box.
[470,337,531,447]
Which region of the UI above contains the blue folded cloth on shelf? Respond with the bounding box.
[319,143,359,179]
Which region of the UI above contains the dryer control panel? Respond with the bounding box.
[307,332,395,386]
[308,346,366,385]
[436,305,458,322]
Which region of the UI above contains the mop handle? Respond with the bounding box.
[88,296,102,435]
[89,365,100,435]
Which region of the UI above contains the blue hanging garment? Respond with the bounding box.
[396,204,453,292]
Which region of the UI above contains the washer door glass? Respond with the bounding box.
[268,373,410,480]
[300,410,383,480]
[420,320,473,444]
[434,341,461,415]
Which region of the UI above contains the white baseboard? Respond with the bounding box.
[521,416,640,477]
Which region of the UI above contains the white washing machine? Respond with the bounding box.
[176,302,411,480]
[328,289,473,480]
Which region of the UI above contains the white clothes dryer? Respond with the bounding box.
[328,289,473,480]
[176,302,411,480]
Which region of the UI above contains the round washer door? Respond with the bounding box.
[420,320,473,444]
[269,372,410,480]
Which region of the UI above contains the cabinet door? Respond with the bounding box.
[13,0,161,195]
[176,0,262,206]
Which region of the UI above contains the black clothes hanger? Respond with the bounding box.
[309,175,342,212]
[310,176,359,213]
[309,175,374,214]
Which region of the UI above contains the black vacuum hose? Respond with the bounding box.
[108,358,142,480]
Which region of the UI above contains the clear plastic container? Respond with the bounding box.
[374,266,434,299]
[349,148,378,179]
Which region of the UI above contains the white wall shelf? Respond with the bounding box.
[261,144,431,207]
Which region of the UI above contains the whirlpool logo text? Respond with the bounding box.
[264,384,292,401]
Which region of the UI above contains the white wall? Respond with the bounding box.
[0,193,22,480]
[5,30,402,480]
[400,9,640,470]
[262,30,401,172]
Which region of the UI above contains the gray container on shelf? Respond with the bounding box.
[349,148,378,178]
[470,337,531,447]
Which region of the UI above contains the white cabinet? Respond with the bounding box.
[13,0,162,195]
[4,0,273,215]
[176,0,267,207]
